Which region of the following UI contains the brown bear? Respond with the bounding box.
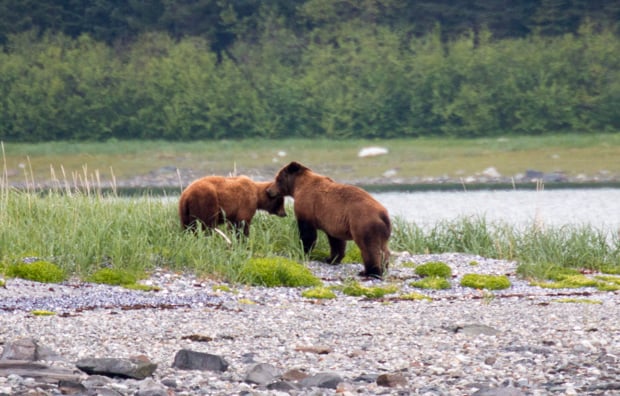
[267,161,391,277]
[179,175,286,236]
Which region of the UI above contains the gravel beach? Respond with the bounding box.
[1,253,619,395]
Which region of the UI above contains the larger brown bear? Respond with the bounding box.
[179,175,286,236]
[267,161,391,277]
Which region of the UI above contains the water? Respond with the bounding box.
[373,188,620,231]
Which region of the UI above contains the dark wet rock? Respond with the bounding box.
[299,372,343,389]
[75,357,157,380]
[171,349,229,372]
[376,373,408,387]
[244,362,281,385]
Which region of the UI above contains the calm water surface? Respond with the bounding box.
[373,188,620,231]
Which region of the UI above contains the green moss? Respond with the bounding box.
[31,310,56,316]
[6,261,66,283]
[553,298,602,304]
[410,276,451,290]
[460,274,511,290]
[601,266,620,275]
[532,274,600,289]
[414,262,452,279]
[400,292,432,301]
[469,261,479,266]
[340,281,399,298]
[87,268,138,286]
[595,283,620,292]
[595,275,620,285]
[0,279,5,288]
[241,257,321,287]
[301,286,337,299]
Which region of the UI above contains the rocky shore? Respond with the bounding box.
[1,253,619,395]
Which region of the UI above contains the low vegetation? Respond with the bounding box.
[413,262,452,278]
[410,277,452,290]
[1,184,619,288]
[460,274,512,290]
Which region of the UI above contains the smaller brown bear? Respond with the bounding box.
[179,175,286,236]
[267,161,391,277]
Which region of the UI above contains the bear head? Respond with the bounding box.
[267,161,308,198]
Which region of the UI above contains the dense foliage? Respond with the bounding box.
[0,1,619,141]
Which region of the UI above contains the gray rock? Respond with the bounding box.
[172,349,229,372]
[300,372,343,389]
[245,362,281,385]
[454,324,499,336]
[1,337,37,360]
[136,378,169,396]
[75,357,157,380]
[472,387,526,396]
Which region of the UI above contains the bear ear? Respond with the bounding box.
[286,161,306,174]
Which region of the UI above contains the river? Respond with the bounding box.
[372,188,620,232]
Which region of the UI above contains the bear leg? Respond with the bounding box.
[298,220,317,253]
[326,235,346,264]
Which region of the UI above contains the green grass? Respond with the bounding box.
[1,186,619,285]
[3,134,619,187]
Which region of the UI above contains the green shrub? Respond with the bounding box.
[240,257,321,287]
[6,261,66,283]
[410,276,451,290]
[301,287,337,299]
[414,262,452,278]
[460,274,511,290]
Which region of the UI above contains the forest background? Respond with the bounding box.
[0,0,619,142]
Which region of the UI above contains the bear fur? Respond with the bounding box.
[267,161,391,277]
[179,175,286,236]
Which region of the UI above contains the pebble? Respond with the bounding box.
[0,253,619,395]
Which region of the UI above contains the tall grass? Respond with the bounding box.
[1,186,618,283]
[1,158,619,282]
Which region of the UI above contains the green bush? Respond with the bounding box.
[460,274,511,290]
[240,257,321,287]
[6,260,66,283]
[414,262,452,278]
